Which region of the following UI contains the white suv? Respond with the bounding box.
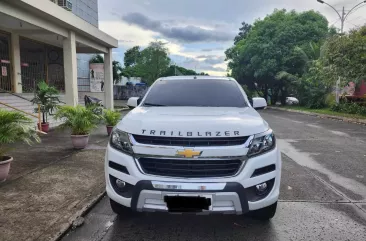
[105,76,281,220]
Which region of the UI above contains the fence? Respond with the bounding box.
[114,85,149,100]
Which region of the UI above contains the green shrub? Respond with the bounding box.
[330,103,341,112]
[55,105,103,135]
[0,110,40,158]
[325,93,336,107]
[299,88,328,109]
[330,102,366,115]
[103,109,121,126]
[296,78,329,109]
[86,103,104,124]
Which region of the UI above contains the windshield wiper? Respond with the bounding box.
[143,102,166,107]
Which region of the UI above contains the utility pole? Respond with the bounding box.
[317,0,366,34]
[341,6,345,34]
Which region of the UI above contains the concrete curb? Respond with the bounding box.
[268,106,366,125]
[52,190,107,241]
[116,107,129,111]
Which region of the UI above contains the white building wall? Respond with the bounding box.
[72,0,98,27]
[71,0,99,94]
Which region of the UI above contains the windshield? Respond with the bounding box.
[142,78,247,107]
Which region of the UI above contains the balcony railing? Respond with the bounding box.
[49,0,72,11]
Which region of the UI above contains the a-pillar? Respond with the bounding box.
[10,32,22,93]
[104,48,114,110]
[63,30,78,106]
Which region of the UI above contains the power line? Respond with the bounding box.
[347,3,366,15]
[317,1,366,33]
[345,20,361,28]
[330,18,341,26]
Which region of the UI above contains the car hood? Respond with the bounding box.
[117,107,269,137]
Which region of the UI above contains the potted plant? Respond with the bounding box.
[0,110,40,182]
[55,105,102,149]
[103,109,121,135]
[31,81,60,133]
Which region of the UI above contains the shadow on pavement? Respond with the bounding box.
[105,213,277,241]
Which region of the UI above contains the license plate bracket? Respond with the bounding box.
[164,194,212,212]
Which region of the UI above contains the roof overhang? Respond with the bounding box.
[2,0,118,50]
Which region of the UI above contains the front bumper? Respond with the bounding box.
[105,145,281,214]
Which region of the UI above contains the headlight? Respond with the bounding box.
[247,129,275,157]
[110,129,134,155]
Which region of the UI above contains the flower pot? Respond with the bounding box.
[71,135,89,149]
[106,126,114,135]
[39,122,50,133]
[0,156,13,182]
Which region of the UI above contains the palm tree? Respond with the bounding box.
[30,81,60,124]
[112,61,123,84]
[295,41,324,65]
[276,41,325,83]
[0,110,40,158]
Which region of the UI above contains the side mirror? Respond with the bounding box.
[127,97,141,109]
[252,97,267,110]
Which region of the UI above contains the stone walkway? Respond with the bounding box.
[0,126,110,241]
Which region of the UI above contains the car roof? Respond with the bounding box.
[158,76,235,81]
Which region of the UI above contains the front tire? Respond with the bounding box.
[110,198,134,216]
[248,202,277,221]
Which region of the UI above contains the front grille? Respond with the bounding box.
[132,135,249,147]
[138,157,243,178]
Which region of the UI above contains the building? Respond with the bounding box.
[0,0,117,112]
[71,0,102,97]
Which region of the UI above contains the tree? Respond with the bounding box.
[295,60,331,108]
[124,46,141,67]
[323,26,366,86]
[89,54,104,63]
[226,9,331,104]
[137,41,171,84]
[162,65,198,76]
[122,42,212,84]
[120,42,171,84]
[112,61,123,84]
[234,22,252,44]
[30,81,60,124]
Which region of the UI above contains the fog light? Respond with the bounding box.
[256,182,268,195]
[116,179,126,189]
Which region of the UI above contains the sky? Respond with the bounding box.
[98,0,366,76]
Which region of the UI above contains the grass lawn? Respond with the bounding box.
[278,105,366,120]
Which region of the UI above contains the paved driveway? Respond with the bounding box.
[62,109,366,241]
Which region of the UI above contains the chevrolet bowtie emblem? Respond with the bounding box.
[176,149,202,158]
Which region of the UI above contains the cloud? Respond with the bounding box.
[99,20,155,48]
[201,47,225,52]
[118,39,135,44]
[196,55,225,65]
[178,55,227,75]
[122,12,234,43]
[196,55,215,58]
[207,66,226,72]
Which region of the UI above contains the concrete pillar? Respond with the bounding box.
[10,32,22,93]
[104,48,114,110]
[63,30,78,106]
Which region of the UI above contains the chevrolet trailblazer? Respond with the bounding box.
[105,76,281,220]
